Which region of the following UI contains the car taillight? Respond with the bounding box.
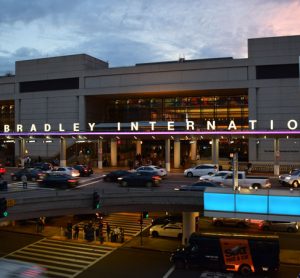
[84,169,88,172]
[68,179,76,183]
[152,176,161,181]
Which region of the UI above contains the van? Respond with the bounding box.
[170,232,279,276]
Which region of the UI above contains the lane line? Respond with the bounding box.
[162,266,175,278]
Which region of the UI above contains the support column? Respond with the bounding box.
[165,139,171,172]
[212,138,219,169]
[136,140,142,155]
[174,137,181,169]
[19,138,25,167]
[190,139,197,161]
[60,137,66,167]
[274,138,280,176]
[182,212,199,246]
[78,95,86,131]
[97,138,103,169]
[111,139,117,167]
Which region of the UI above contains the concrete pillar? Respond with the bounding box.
[182,212,199,246]
[174,137,181,169]
[60,137,66,167]
[165,138,171,172]
[19,138,25,167]
[111,139,117,167]
[190,139,197,161]
[274,138,280,176]
[136,140,142,155]
[212,138,219,169]
[78,95,86,131]
[97,138,103,169]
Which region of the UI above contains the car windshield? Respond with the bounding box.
[290,170,300,175]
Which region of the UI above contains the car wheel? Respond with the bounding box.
[146,181,152,188]
[239,264,252,276]
[214,221,223,227]
[121,181,128,187]
[174,260,185,269]
[262,226,269,231]
[152,231,159,237]
[292,180,299,188]
[237,222,246,228]
[287,227,295,233]
[187,172,193,178]
[253,183,261,189]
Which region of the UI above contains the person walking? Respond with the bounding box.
[73,224,79,240]
[21,174,27,189]
[106,223,111,241]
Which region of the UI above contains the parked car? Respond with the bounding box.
[136,165,167,177]
[150,222,182,239]
[0,164,6,175]
[212,217,250,228]
[11,168,45,181]
[73,164,93,177]
[174,181,223,191]
[38,173,79,188]
[32,162,53,171]
[53,167,80,177]
[220,171,271,189]
[118,172,161,187]
[103,170,132,182]
[184,164,217,177]
[258,221,298,233]
[199,170,232,182]
[279,169,300,188]
[151,214,182,226]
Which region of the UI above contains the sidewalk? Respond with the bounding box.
[1,223,300,265]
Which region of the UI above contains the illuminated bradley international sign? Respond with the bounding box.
[1,119,300,136]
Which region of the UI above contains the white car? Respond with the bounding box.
[184,164,217,177]
[199,171,232,182]
[150,222,182,239]
[53,167,80,177]
[136,165,167,177]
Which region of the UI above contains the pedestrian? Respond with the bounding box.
[120,228,125,243]
[99,230,104,244]
[21,174,27,189]
[73,224,79,239]
[106,223,111,241]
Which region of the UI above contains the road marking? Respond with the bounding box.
[162,266,175,278]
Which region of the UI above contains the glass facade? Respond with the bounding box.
[88,94,248,130]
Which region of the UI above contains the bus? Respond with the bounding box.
[170,232,279,276]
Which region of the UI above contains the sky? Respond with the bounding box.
[1,0,300,75]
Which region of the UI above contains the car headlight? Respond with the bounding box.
[285,176,291,180]
[117,177,123,181]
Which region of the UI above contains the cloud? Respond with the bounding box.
[0,0,300,75]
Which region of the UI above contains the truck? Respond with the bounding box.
[219,171,271,189]
[170,232,279,276]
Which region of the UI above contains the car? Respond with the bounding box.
[53,167,80,177]
[212,217,250,228]
[118,172,161,187]
[38,172,79,188]
[0,164,6,175]
[174,181,223,191]
[136,165,167,177]
[32,162,53,171]
[151,214,182,226]
[11,168,45,181]
[184,164,217,177]
[199,170,232,182]
[73,164,93,177]
[258,221,299,233]
[279,169,300,188]
[103,170,132,182]
[150,222,182,239]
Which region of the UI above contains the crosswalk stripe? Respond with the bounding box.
[4,238,116,278]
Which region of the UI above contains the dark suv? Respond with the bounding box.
[73,165,93,177]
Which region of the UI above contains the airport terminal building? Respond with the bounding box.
[0,35,300,172]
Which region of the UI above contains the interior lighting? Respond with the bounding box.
[152,136,156,140]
